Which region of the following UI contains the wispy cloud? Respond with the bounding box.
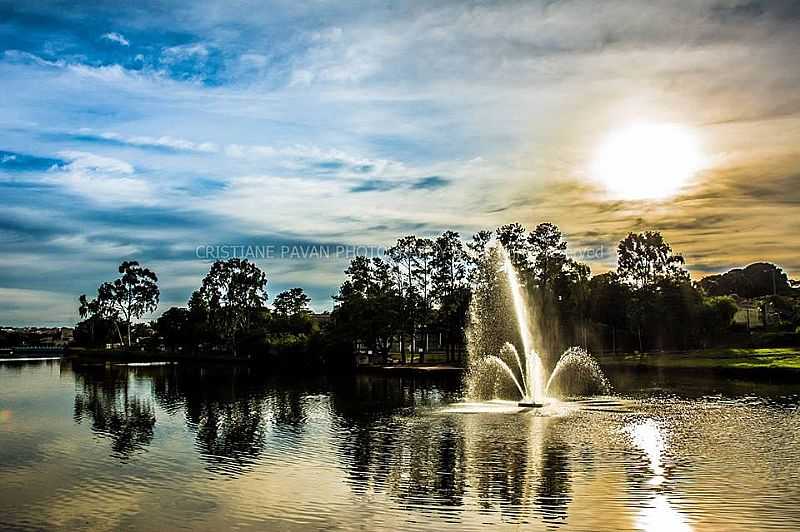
[0,0,799,325]
[74,129,219,153]
[101,32,130,47]
[49,151,153,205]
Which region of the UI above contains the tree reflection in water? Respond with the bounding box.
[159,365,276,476]
[72,363,156,460]
[67,361,575,524]
[329,375,574,525]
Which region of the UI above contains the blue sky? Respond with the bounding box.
[1,0,799,326]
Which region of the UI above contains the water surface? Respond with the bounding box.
[1,359,799,531]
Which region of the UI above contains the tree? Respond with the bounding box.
[617,231,688,290]
[588,272,629,352]
[386,236,422,362]
[689,295,736,347]
[272,288,314,337]
[495,223,531,272]
[195,258,267,355]
[413,237,435,361]
[332,256,399,363]
[156,307,191,352]
[81,261,159,347]
[528,223,568,288]
[78,293,103,345]
[699,262,794,298]
[615,233,690,351]
[273,288,312,318]
[431,231,470,361]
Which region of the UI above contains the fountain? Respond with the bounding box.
[466,245,610,406]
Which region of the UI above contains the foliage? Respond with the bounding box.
[193,258,268,355]
[74,225,798,369]
[699,262,794,298]
[617,231,688,290]
[79,261,159,346]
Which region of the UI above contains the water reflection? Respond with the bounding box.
[73,364,156,459]
[624,419,692,532]
[1,359,795,531]
[331,395,575,526]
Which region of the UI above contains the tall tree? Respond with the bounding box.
[386,236,421,362]
[617,231,688,290]
[194,258,267,355]
[528,223,568,288]
[332,256,398,362]
[616,232,689,351]
[413,237,435,361]
[82,261,159,347]
[273,288,312,317]
[431,231,470,361]
[495,223,531,272]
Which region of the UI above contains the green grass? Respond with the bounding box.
[597,347,800,371]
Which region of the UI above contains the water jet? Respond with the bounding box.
[466,245,611,404]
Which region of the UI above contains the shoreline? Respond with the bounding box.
[3,346,800,381]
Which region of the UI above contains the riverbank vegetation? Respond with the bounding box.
[598,347,800,373]
[68,222,800,371]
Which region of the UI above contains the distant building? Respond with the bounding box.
[732,298,764,329]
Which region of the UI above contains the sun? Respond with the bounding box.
[591,123,703,200]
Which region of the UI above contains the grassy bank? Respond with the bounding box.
[597,347,800,372]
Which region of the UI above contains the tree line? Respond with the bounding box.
[74,222,800,368]
[327,223,797,363]
[76,258,321,368]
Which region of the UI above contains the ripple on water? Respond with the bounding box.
[1,361,800,531]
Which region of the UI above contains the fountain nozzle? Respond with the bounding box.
[518,401,544,408]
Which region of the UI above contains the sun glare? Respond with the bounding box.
[591,123,703,200]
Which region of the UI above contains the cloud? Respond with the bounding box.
[161,43,210,63]
[224,143,403,177]
[1,0,800,326]
[0,287,77,325]
[74,129,219,153]
[58,151,134,174]
[349,175,451,193]
[101,32,130,46]
[48,151,153,205]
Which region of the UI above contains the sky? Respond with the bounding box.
[1,0,799,326]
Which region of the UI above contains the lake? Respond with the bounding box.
[1,358,799,531]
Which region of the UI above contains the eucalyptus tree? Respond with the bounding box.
[413,237,435,361]
[616,231,689,351]
[617,231,688,290]
[80,261,159,347]
[194,258,267,355]
[272,287,314,337]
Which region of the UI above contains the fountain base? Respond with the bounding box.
[518,402,544,408]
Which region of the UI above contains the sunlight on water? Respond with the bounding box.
[624,419,666,482]
[1,360,800,531]
[636,494,693,532]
